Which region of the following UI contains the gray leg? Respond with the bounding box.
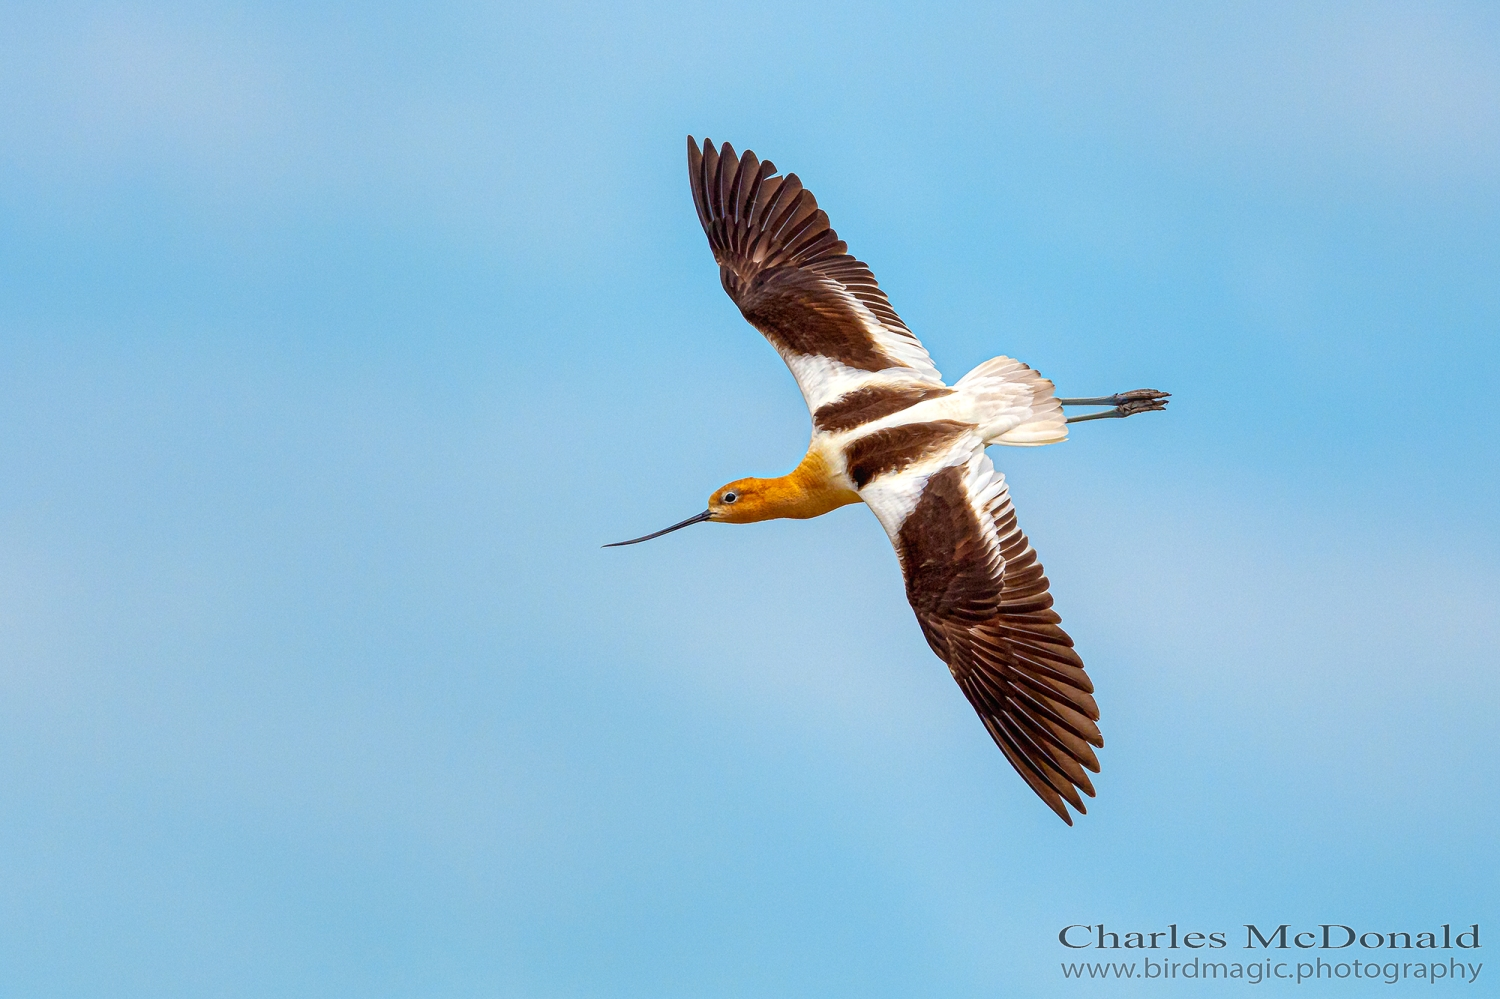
[1060,388,1170,424]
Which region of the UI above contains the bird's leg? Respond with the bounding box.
[1060,389,1170,424]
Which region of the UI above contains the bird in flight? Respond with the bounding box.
[608,138,1168,824]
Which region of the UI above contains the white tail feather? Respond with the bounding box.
[954,356,1068,446]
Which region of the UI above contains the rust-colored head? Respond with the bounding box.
[604,451,861,547]
[709,457,860,524]
[709,478,778,524]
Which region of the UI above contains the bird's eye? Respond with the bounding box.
[723,491,738,504]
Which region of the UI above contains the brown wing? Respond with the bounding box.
[686,137,941,389]
[891,459,1102,825]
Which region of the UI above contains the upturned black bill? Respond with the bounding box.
[603,510,712,547]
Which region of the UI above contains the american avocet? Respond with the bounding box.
[608,138,1169,824]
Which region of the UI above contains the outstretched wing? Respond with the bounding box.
[857,432,1102,824]
[687,137,944,414]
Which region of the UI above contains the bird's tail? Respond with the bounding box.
[954,356,1068,446]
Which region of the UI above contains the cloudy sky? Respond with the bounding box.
[2,2,1497,995]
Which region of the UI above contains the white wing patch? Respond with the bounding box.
[772,282,944,416]
[781,351,945,417]
[828,283,943,381]
[858,431,1005,560]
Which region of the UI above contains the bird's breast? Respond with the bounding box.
[774,447,862,519]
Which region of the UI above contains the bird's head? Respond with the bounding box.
[605,475,805,547]
[707,477,776,524]
[603,454,858,547]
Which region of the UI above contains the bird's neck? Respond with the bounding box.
[753,450,861,521]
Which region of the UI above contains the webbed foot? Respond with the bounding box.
[1060,389,1170,423]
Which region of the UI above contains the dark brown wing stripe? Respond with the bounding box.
[896,466,1004,625]
[813,384,953,433]
[687,136,922,373]
[741,269,894,370]
[896,464,1102,825]
[844,421,972,490]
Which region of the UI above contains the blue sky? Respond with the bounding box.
[1,2,1497,996]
